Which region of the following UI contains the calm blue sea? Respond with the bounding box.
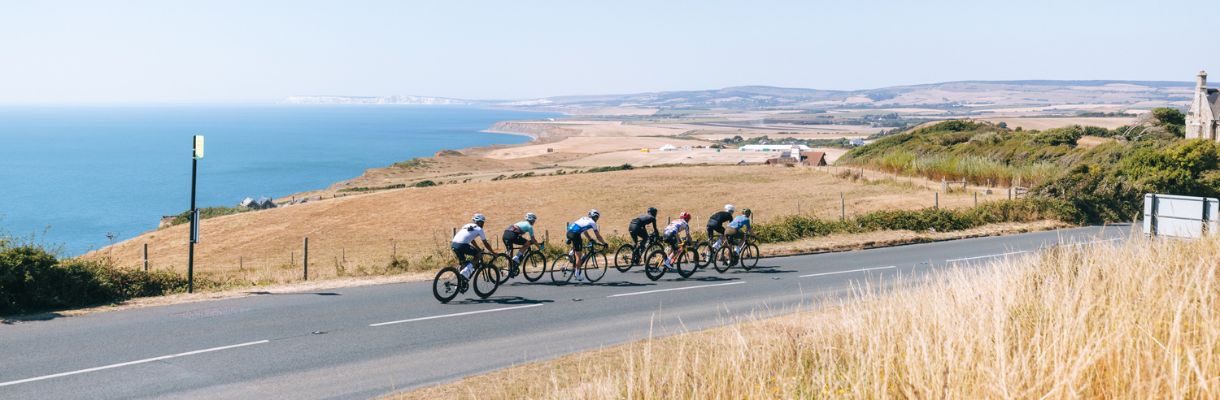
[0,105,550,255]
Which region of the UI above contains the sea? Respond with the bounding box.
[0,105,551,255]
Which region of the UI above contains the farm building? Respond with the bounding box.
[801,151,828,166]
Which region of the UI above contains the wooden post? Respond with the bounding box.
[974,192,978,207]
[143,243,149,272]
[303,237,309,281]
[935,192,939,210]
[840,192,845,222]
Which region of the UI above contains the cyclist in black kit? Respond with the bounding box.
[628,207,660,248]
[706,204,735,249]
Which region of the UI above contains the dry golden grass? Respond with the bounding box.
[90,166,981,286]
[391,235,1219,399]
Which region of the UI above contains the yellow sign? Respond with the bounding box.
[193,135,205,159]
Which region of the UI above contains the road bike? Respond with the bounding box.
[716,233,760,271]
[551,242,608,284]
[499,242,548,283]
[694,235,735,273]
[432,251,502,303]
[644,238,698,281]
[613,232,663,272]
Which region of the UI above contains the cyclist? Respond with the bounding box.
[661,211,694,269]
[502,212,540,276]
[567,209,608,282]
[452,213,495,279]
[628,207,660,253]
[725,208,753,246]
[706,204,735,249]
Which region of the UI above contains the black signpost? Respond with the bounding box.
[188,135,203,293]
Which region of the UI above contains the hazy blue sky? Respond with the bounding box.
[0,0,1213,103]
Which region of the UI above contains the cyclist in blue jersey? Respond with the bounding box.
[567,209,608,282]
[502,212,540,277]
[724,208,753,245]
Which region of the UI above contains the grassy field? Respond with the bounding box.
[391,234,1219,399]
[90,165,985,286]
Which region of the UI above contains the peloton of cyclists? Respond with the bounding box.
[661,211,694,269]
[706,204,735,249]
[566,209,608,282]
[502,212,540,278]
[452,213,495,279]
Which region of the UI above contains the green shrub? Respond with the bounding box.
[166,206,250,227]
[586,164,634,173]
[0,242,189,315]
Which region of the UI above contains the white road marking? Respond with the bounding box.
[945,251,1029,263]
[369,304,544,327]
[607,281,746,298]
[800,265,896,278]
[0,340,269,388]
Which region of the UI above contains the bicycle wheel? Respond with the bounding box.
[522,251,547,282]
[583,252,608,283]
[613,244,636,272]
[432,267,462,303]
[472,266,500,298]
[693,242,712,269]
[676,246,699,279]
[715,245,734,272]
[551,255,575,284]
[742,243,760,270]
[643,249,666,281]
[488,253,512,284]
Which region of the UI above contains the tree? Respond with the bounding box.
[1150,107,1185,127]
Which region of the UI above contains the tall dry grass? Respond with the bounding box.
[395,236,1219,399]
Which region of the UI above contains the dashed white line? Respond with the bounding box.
[800,265,897,278]
[607,281,747,298]
[0,340,270,388]
[945,251,1029,263]
[369,303,544,327]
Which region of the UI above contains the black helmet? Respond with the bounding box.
[647,207,658,216]
[742,208,752,216]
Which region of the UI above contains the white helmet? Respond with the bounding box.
[472,213,486,223]
[725,204,735,213]
[588,209,600,220]
[525,212,537,222]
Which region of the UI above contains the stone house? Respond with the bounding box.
[1186,70,1220,140]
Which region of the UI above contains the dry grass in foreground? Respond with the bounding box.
[392,235,1218,399]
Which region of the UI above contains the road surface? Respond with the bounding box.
[0,225,1129,399]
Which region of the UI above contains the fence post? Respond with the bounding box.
[840,192,845,222]
[1008,187,1013,200]
[392,240,397,259]
[143,243,148,272]
[974,192,978,207]
[303,237,309,281]
[935,192,939,210]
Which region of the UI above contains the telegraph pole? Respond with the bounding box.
[188,135,204,293]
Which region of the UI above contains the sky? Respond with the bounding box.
[0,0,1215,104]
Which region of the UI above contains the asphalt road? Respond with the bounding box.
[0,225,1130,399]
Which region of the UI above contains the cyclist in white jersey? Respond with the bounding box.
[661,212,694,269]
[566,209,607,282]
[452,213,495,278]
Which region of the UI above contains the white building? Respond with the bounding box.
[1187,70,1220,140]
[740,144,812,152]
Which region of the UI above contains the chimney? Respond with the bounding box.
[1199,70,1208,89]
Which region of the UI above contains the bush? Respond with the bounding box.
[167,206,250,227]
[586,164,634,173]
[0,242,189,315]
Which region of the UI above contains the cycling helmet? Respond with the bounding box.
[725,204,736,213]
[525,212,537,223]
[679,211,692,221]
[472,213,486,223]
[588,209,600,220]
[647,207,658,216]
[742,208,752,216]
